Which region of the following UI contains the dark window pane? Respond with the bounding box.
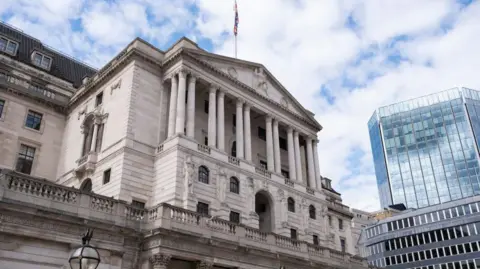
[25,110,43,130]
[229,177,239,194]
[229,211,240,223]
[198,166,209,184]
[258,127,266,140]
[313,235,319,245]
[0,99,4,117]
[15,144,36,174]
[288,197,295,212]
[103,168,111,184]
[290,229,297,240]
[309,205,316,219]
[197,202,209,215]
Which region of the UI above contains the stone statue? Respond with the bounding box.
[184,155,195,196]
[217,167,227,203]
[302,199,309,229]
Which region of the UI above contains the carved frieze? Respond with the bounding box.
[197,260,214,269]
[149,253,172,266]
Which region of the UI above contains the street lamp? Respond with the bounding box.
[69,229,101,269]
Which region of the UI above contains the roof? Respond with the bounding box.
[0,22,97,88]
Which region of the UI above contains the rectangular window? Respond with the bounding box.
[465,243,472,253]
[419,251,425,260]
[131,200,145,208]
[432,248,438,258]
[413,252,419,261]
[340,238,346,252]
[279,137,287,150]
[339,219,343,230]
[15,144,36,174]
[471,203,479,213]
[204,100,209,113]
[281,169,289,178]
[426,250,431,259]
[258,127,266,140]
[438,247,444,257]
[472,242,478,252]
[229,211,240,223]
[32,52,52,70]
[103,169,111,184]
[0,99,4,118]
[328,215,332,226]
[313,235,319,245]
[290,228,297,240]
[25,110,43,130]
[260,160,267,170]
[0,37,18,55]
[451,245,458,255]
[197,202,209,216]
[95,92,103,107]
[407,253,413,262]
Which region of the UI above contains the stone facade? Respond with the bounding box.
[0,23,364,268]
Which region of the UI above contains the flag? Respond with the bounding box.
[234,0,239,36]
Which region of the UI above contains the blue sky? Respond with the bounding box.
[1,0,480,211]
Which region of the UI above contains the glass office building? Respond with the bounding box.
[369,88,480,209]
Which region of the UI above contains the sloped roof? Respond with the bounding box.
[0,22,97,88]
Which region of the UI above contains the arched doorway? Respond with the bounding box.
[80,178,92,192]
[255,190,274,232]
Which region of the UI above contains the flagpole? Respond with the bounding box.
[235,35,237,59]
[234,0,238,59]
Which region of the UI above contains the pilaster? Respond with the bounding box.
[306,137,315,188]
[265,115,274,171]
[287,127,296,180]
[208,86,217,148]
[273,119,281,174]
[244,103,252,161]
[167,73,178,137]
[294,130,303,182]
[186,74,197,138]
[313,139,322,189]
[236,98,244,159]
[217,90,225,151]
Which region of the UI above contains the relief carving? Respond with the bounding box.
[110,79,122,94]
[217,166,227,203]
[184,155,195,197]
[149,253,171,266]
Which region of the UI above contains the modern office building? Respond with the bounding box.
[369,88,480,209]
[359,195,480,269]
[0,22,365,269]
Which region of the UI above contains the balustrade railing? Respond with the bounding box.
[197,144,211,154]
[285,178,294,187]
[0,169,364,266]
[255,166,271,178]
[228,156,240,166]
[306,187,315,195]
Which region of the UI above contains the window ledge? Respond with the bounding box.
[22,125,44,134]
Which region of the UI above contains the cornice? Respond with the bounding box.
[0,85,67,114]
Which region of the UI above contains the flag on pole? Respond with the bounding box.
[234,0,239,36]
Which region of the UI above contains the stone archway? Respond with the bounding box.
[80,178,92,192]
[255,190,275,233]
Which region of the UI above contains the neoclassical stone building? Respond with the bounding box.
[0,22,364,269]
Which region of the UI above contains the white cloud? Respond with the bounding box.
[1,0,479,212]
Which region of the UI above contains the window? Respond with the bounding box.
[231,141,237,157]
[260,160,267,169]
[32,52,52,70]
[95,92,103,107]
[229,211,240,223]
[95,124,104,152]
[103,169,111,184]
[258,127,266,140]
[0,37,18,55]
[290,228,297,240]
[232,114,236,127]
[0,99,4,118]
[328,215,332,226]
[313,235,319,245]
[230,177,239,194]
[15,144,36,174]
[309,205,316,219]
[279,137,287,150]
[281,169,289,178]
[204,137,208,146]
[204,100,209,113]
[197,202,209,216]
[339,219,344,230]
[131,200,145,208]
[198,166,209,184]
[340,238,346,252]
[25,110,43,130]
[80,178,92,192]
[287,197,295,212]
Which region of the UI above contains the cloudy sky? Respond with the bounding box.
[1,0,478,211]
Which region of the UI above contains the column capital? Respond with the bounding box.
[265,114,273,122]
[189,74,197,84]
[178,68,188,78]
[273,118,279,127]
[287,126,294,133]
[196,260,214,269]
[306,136,313,143]
[218,90,225,98]
[150,253,172,266]
[236,97,245,106]
[209,85,218,94]
[244,102,251,110]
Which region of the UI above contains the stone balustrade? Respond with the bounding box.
[0,169,367,268]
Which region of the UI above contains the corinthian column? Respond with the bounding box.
[294,130,303,182]
[313,139,321,189]
[244,103,252,161]
[175,70,187,134]
[186,74,197,138]
[273,119,281,173]
[287,127,296,180]
[266,115,275,171]
[306,137,315,188]
[167,73,178,137]
[236,99,244,159]
[217,90,225,151]
[208,86,217,147]
[150,253,171,269]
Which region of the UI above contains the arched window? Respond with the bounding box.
[198,166,209,184]
[230,177,239,194]
[287,197,295,212]
[309,205,316,219]
[231,141,237,157]
[80,178,92,192]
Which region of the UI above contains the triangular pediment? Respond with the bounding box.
[185,49,321,130]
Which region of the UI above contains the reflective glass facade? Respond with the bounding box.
[369,88,480,209]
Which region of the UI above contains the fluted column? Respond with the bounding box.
[273,119,281,173]
[217,90,225,151]
[236,99,244,159]
[90,123,98,152]
[175,70,187,134]
[244,104,252,161]
[294,130,303,182]
[266,115,275,171]
[287,127,296,180]
[313,139,321,189]
[208,86,217,147]
[186,74,197,138]
[167,73,178,137]
[306,137,315,188]
[150,254,171,269]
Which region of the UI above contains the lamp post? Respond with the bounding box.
[69,229,101,269]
